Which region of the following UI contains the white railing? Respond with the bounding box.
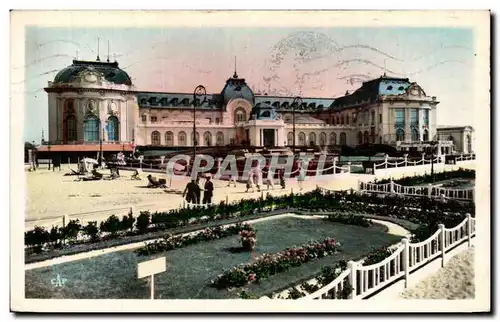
[373,153,476,173]
[298,214,475,300]
[358,181,474,202]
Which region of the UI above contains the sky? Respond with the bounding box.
[18,26,475,142]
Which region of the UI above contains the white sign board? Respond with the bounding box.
[137,257,167,279]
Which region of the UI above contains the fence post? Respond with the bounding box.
[333,158,337,174]
[385,155,388,169]
[422,153,425,165]
[390,180,394,193]
[62,215,69,228]
[439,224,446,267]
[402,238,410,288]
[427,183,433,198]
[347,260,357,299]
[466,213,472,247]
[404,154,408,167]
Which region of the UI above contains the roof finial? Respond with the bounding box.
[114,53,116,62]
[41,129,44,143]
[383,59,387,77]
[107,40,110,62]
[76,49,79,60]
[96,37,100,61]
[233,56,238,78]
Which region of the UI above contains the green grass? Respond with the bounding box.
[25,215,404,299]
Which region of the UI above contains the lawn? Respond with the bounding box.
[25,215,404,299]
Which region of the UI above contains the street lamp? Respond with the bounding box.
[99,121,104,166]
[193,85,207,158]
[292,97,302,155]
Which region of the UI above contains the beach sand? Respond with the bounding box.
[24,162,475,230]
[400,247,475,299]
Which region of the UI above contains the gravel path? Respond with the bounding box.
[400,247,475,299]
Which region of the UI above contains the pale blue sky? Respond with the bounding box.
[19,26,474,142]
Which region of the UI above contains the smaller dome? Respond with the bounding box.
[221,74,254,104]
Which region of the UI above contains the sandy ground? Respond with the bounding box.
[400,247,475,299]
[24,162,475,230]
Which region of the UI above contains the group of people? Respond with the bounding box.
[182,175,215,205]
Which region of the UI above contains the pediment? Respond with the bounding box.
[404,82,427,98]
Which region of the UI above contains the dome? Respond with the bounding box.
[53,60,133,86]
[221,72,254,104]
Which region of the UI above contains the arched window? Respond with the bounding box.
[345,115,349,125]
[298,132,306,146]
[371,110,375,125]
[235,108,246,123]
[287,132,294,146]
[329,132,337,145]
[84,116,100,143]
[467,134,472,153]
[447,135,455,144]
[151,131,161,145]
[357,131,363,145]
[363,131,369,144]
[216,132,224,146]
[411,128,419,141]
[191,131,200,146]
[204,131,212,146]
[396,128,405,141]
[178,131,187,146]
[309,132,316,146]
[339,132,347,146]
[66,115,77,142]
[107,116,119,142]
[423,130,429,142]
[165,131,174,146]
[319,132,327,146]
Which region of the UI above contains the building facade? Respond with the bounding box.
[43,58,473,153]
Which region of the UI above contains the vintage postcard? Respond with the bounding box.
[10,10,491,313]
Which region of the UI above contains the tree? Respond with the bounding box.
[136,211,151,234]
[99,215,121,237]
[83,221,100,242]
[120,210,135,233]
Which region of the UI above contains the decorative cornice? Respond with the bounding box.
[44,87,136,96]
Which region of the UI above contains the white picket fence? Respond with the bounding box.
[373,153,476,173]
[358,181,475,202]
[300,214,476,300]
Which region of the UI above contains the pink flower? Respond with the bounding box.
[248,273,256,282]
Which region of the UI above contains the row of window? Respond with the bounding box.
[395,108,430,126]
[150,131,225,146]
[63,115,119,143]
[144,114,223,125]
[286,132,347,146]
[394,128,429,142]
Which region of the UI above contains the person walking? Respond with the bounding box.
[227,173,237,187]
[279,167,286,189]
[194,177,202,204]
[246,169,255,193]
[203,175,214,204]
[182,179,197,204]
[297,159,306,191]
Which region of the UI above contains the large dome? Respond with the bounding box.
[53,60,133,86]
[221,72,254,104]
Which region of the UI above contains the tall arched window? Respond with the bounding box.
[63,99,77,143]
[287,132,294,146]
[178,131,187,146]
[298,132,306,146]
[107,116,119,142]
[329,132,337,145]
[319,132,327,146]
[191,131,200,146]
[204,131,212,146]
[234,108,246,123]
[423,130,429,142]
[339,132,347,146]
[66,115,77,142]
[357,131,363,145]
[363,131,369,144]
[84,116,100,143]
[216,132,224,146]
[309,132,316,145]
[396,128,405,141]
[467,134,472,153]
[411,128,419,141]
[151,131,161,145]
[165,131,174,146]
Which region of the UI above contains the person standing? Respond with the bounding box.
[194,177,202,204]
[246,169,255,193]
[203,175,214,204]
[182,179,197,204]
[297,159,306,191]
[279,167,286,189]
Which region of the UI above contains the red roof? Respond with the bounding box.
[37,143,134,152]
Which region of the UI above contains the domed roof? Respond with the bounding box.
[53,60,132,86]
[221,72,254,104]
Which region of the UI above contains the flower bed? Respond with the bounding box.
[326,212,373,228]
[135,223,255,256]
[25,186,474,258]
[375,168,475,186]
[211,237,341,290]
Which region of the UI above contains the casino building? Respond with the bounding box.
[39,57,474,155]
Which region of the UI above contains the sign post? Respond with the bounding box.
[137,257,167,300]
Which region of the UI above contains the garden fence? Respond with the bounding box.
[299,214,475,300]
[373,153,476,174]
[358,180,474,202]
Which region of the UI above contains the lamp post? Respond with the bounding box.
[99,122,104,166]
[292,97,302,156]
[193,85,207,158]
[430,140,438,182]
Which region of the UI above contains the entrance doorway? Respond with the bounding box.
[262,129,275,147]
